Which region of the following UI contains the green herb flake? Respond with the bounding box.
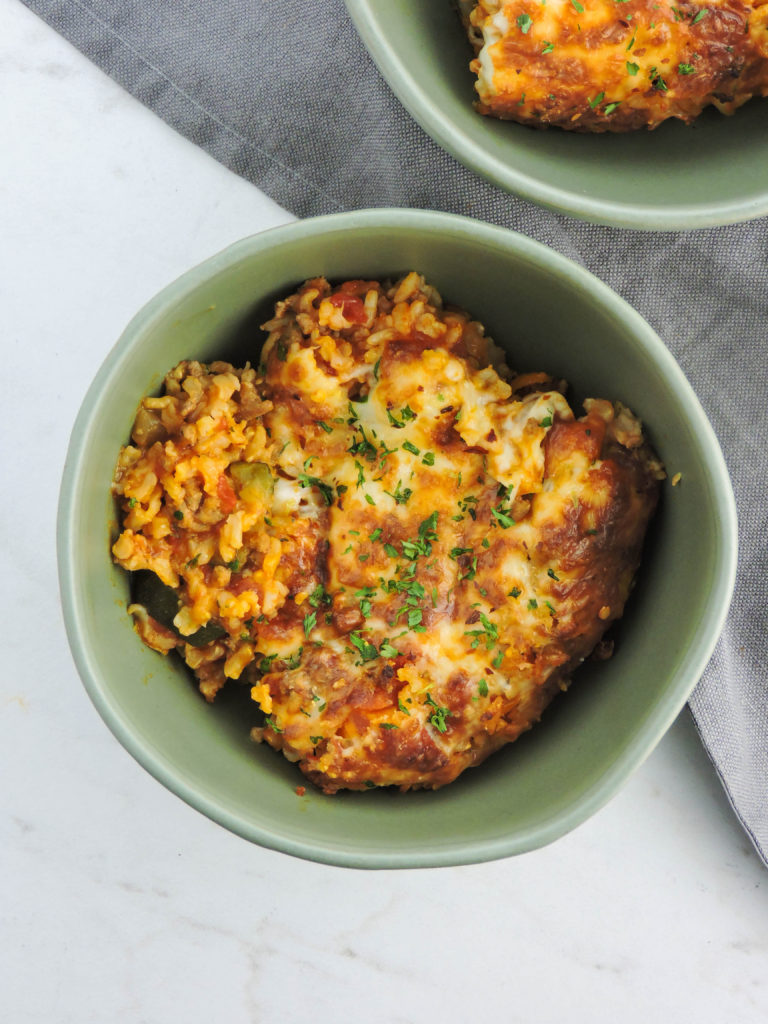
[308,585,329,608]
[542,40,554,53]
[517,12,533,32]
[364,493,376,506]
[528,598,539,610]
[626,60,639,74]
[424,693,451,734]
[369,528,382,542]
[492,650,504,670]
[588,91,605,108]
[349,631,380,663]
[422,451,435,466]
[649,66,668,91]
[678,62,695,74]
[571,0,584,10]
[478,679,489,697]
[379,639,400,658]
[402,440,420,456]
[492,507,515,529]
[315,420,333,434]
[547,568,560,581]
[604,102,620,115]
[303,611,317,637]
[508,587,522,599]
[298,473,334,506]
[692,8,708,23]
[384,480,413,506]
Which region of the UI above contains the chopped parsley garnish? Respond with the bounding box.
[258,653,277,673]
[692,8,708,23]
[492,650,504,670]
[379,639,400,658]
[571,0,584,10]
[508,587,521,599]
[527,598,539,610]
[308,585,330,608]
[649,67,668,91]
[315,420,333,434]
[491,506,515,529]
[626,60,639,74]
[588,92,605,108]
[478,679,489,697]
[547,568,560,581]
[264,716,283,733]
[348,426,377,462]
[303,612,317,637]
[422,451,435,466]
[380,722,399,730]
[424,693,451,733]
[349,631,379,662]
[402,440,420,456]
[398,700,411,716]
[464,613,498,650]
[364,493,376,506]
[373,358,381,380]
[384,543,399,558]
[678,62,695,75]
[542,40,554,53]
[128,497,137,508]
[369,528,382,542]
[517,12,533,32]
[386,405,416,429]
[298,473,334,505]
[226,558,241,572]
[450,546,473,560]
[384,480,412,505]
[604,102,620,115]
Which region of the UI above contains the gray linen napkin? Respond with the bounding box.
[24,0,768,864]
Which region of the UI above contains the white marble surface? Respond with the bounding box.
[2,3,766,1021]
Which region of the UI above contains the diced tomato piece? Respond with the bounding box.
[217,473,237,514]
[328,292,367,324]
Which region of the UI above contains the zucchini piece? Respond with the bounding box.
[229,461,274,504]
[131,570,226,648]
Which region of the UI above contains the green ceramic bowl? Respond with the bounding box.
[58,210,737,867]
[345,0,768,229]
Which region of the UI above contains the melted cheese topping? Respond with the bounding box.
[463,0,768,131]
[112,273,664,791]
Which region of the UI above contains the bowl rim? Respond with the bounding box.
[344,0,768,231]
[57,208,738,868]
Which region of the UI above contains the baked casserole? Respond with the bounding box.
[112,273,663,792]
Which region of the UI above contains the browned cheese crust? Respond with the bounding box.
[112,274,664,792]
[461,0,768,131]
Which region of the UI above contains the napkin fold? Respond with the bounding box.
[24,0,768,864]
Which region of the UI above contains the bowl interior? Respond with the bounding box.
[60,212,735,867]
[346,0,768,228]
